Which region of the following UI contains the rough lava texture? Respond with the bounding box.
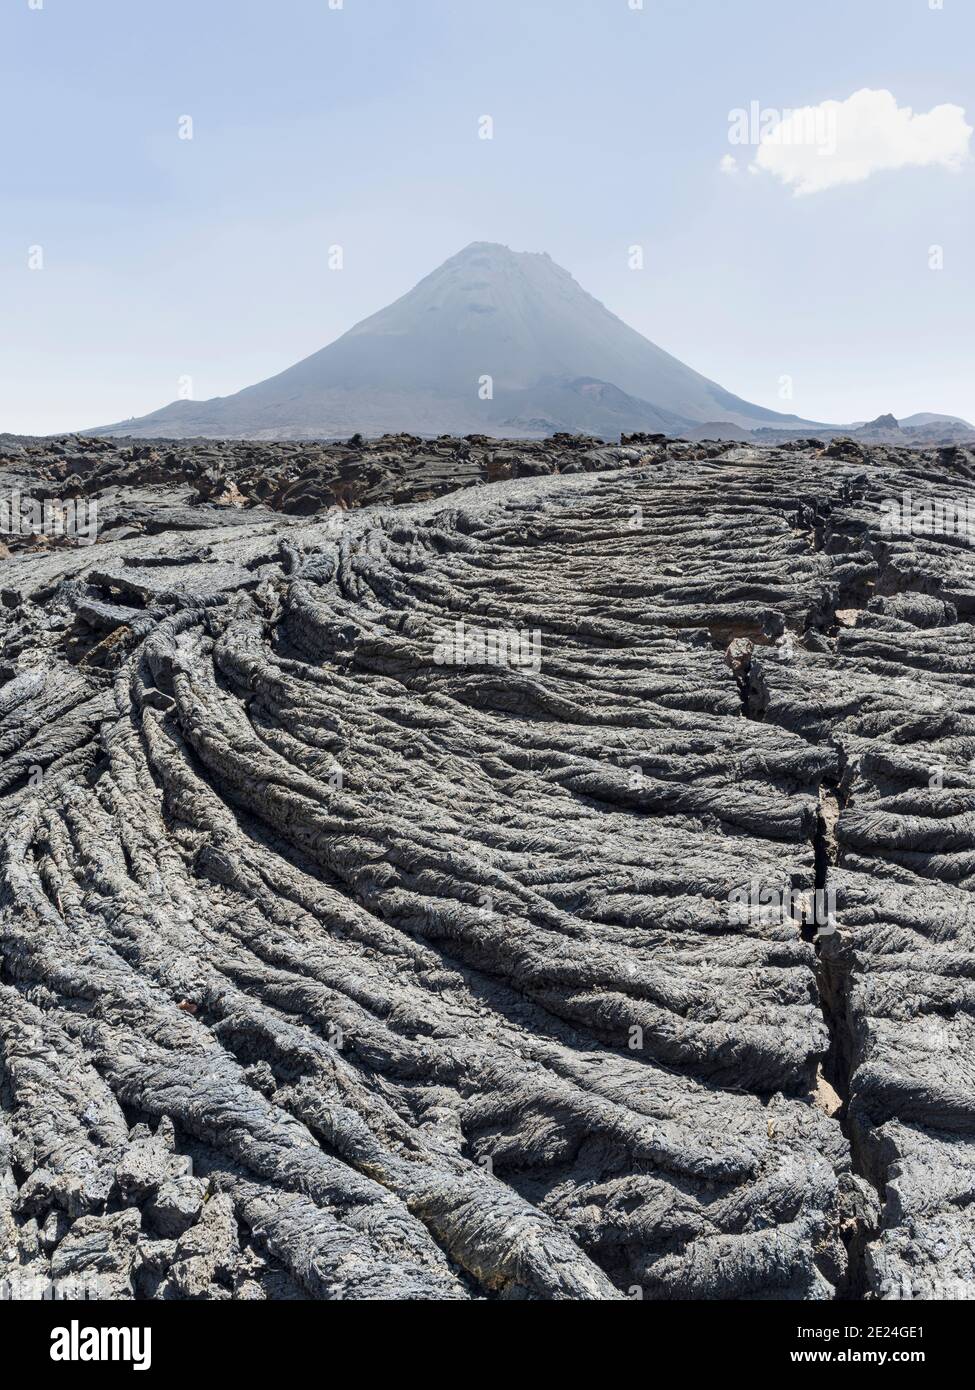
[1,431,974,1300]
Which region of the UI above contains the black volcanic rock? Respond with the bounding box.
[2,433,975,1300]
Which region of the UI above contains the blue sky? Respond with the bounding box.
[2,0,973,434]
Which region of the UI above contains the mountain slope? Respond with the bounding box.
[93,242,820,440]
[899,412,973,429]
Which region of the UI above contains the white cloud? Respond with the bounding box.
[752,88,972,196]
[719,154,739,175]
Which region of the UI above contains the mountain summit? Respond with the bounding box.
[93,243,817,440]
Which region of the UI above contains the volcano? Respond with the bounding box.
[92,242,819,440]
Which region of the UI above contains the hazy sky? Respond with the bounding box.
[2,0,973,435]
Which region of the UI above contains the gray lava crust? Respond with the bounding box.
[1,432,974,1300]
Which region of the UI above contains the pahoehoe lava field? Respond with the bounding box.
[2,431,975,1300]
